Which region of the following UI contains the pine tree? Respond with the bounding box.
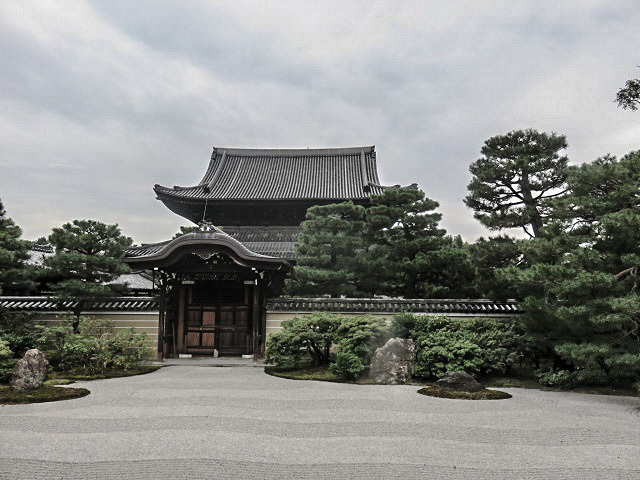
[0,199,33,295]
[44,220,133,328]
[500,151,640,387]
[292,202,366,297]
[365,187,448,298]
[467,235,520,300]
[615,68,640,111]
[465,129,568,237]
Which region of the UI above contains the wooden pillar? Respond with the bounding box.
[252,283,260,358]
[177,285,186,354]
[157,281,166,361]
[259,302,267,356]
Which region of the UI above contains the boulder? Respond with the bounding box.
[10,349,49,391]
[369,338,415,385]
[435,371,484,392]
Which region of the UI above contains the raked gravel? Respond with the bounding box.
[1,365,638,479]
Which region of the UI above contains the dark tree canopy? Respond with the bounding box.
[615,72,640,111]
[292,202,366,298]
[465,129,568,237]
[0,199,33,295]
[365,187,448,298]
[44,220,133,322]
[467,235,520,300]
[498,150,640,387]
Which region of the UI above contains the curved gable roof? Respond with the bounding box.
[124,229,289,270]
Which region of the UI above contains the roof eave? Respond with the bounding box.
[124,234,290,270]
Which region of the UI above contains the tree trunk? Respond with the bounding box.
[72,300,85,333]
[521,169,543,237]
[404,271,417,299]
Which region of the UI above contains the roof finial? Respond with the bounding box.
[201,198,208,223]
[198,219,214,232]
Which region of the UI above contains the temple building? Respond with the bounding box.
[124,146,389,359]
[0,145,521,360]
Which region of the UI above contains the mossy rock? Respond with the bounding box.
[265,365,346,382]
[417,385,512,400]
[48,365,162,382]
[0,385,90,404]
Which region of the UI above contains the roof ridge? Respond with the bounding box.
[212,146,374,156]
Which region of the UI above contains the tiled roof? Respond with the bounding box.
[26,245,54,266]
[0,296,159,312]
[126,240,171,258]
[265,298,521,315]
[105,273,155,290]
[126,227,297,261]
[31,244,54,253]
[242,242,296,259]
[124,229,290,269]
[224,226,298,259]
[154,146,386,201]
[223,226,300,243]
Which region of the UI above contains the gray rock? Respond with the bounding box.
[369,338,415,385]
[435,371,484,392]
[10,349,49,391]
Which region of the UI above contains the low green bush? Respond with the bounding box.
[0,311,40,361]
[0,339,11,359]
[330,316,386,379]
[392,314,529,379]
[266,313,342,369]
[536,369,575,389]
[267,313,386,379]
[0,312,42,383]
[0,358,18,383]
[415,330,484,378]
[329,351,365,379]
[0,339,17,383]
[36,317,153,375]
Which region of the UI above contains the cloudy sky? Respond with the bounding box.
[1,0,638,244]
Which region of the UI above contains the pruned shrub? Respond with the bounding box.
[0,311,39,358]
[536,369,575,388]
[392,314,529,379]
[415,330,484,378]
[266,313,342,369]
[0,339,17,383]
[330,351,365,379]
[35,316,152,374]
[266,313,386,379]
[330,316,386,379]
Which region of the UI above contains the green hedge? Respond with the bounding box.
[392,314,529,378]
[35,317,153,375]
[266,313,386,379]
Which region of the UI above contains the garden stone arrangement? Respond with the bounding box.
[435,371,484,392]
[369,337,415,385]
[10,349,48,391]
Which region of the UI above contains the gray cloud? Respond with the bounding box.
[1,0,638,244]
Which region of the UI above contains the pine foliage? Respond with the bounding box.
[465,129,568,237]
[500,151,640,387]
[293,202,366,297]
[365,187,450,298]
[44,220,133,302]
[0,199,33,295]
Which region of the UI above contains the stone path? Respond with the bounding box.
[1,365,639,479]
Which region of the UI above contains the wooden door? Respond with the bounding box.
[217,305,249,355]
[186,307,216,353]
[183,282,253,356]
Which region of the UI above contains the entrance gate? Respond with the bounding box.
[184,281,253,356]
